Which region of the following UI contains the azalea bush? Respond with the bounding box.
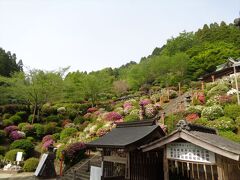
[186,105,204,115]
[4,125,18,135]
[9,131,25,141]
[206,117,236,131]
[60,128,77,140]
[124,114,140,122]
[185,113,199,122]
[64,142,86,167]
[218,131,240,143]
[207,83,229,98]
[193,118,208,126]
[224,104,240,120]
[18,123,30,131]
[5,149,26,161]
[33,123,45,138]
[139,99,151,106]
[10,139,34,156]
[201,105,224,120]
[103,112,122,122]
[23,158,39,172]
[145,104,157,118]
[9,115,22,124]
[22,124,35,136]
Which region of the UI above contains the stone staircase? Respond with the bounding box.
[62,153,101,180]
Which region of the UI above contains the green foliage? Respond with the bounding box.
[52,133,60,141]
[207,83,229,98]
[10,139,34,155]
[73,116,85,124]
[0,130,6,143]
[9,115,22,124]
[18,122,30,130]
[33,123,45,138]
[60,128,78,140]
[44,115,59,123]
[23,157,39,172]
[0,48,22,77]
[224,105,240,120]
[218,131,240,143]
[193,118,208,126]
[0,146,6,155]
[5,149,26,161]
[124,113,140,122]
[43,122,57,135]
[16,111,27,119]
[201,105,224,120]
[56,144,66,160]
[3,113,11,120]
[2,119,13,127]
[186,105,204,115]
[207,116,236,131]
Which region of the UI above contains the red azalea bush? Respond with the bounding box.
[87,107,98,113]
[186,113,199,122]
[9,131,25,141]
[218,95,232,105]
[4,125,18,135]
[104,112,122,121]
[197,92,205,104]
[83,113,92,119]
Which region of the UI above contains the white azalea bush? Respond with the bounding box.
[201,105,224,120]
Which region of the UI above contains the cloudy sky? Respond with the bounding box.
[0,0,239,72]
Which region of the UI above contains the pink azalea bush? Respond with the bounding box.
[145,104,157,118]
[4,125,18,135]
[139,99,151,106]
[65,142,86,159]
[43,139,54,150]
[42,135,53,144]
[104,112,122,122]
[9,131,25,141]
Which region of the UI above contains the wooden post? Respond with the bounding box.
[201,81,204,91]
[216,155,223,180]
[211,75,215,82]
[164,145,169,180]
[178,82,181,96]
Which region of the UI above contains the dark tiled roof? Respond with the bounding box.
[189,131,240,155]
[87,120,164,149]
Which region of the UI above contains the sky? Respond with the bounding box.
[0,0,239,72]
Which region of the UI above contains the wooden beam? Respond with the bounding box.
[180,131,240,161]
[163,145,169,180]
[103,156,127,164]
[142,132,180,152]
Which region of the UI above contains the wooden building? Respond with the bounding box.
[141,120,240,180]
[87,120,165,180]
[201,59,240,82]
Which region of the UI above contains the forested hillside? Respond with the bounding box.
[0,21,240,172]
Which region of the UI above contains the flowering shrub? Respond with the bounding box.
[4,126,18,135]
[154,103,162,110]
[139,99,151,106]
[9,131,25,141]
[62,119,72,127]
[186,105,204,115]
[207,117,236,131]
[87,107,98,113]
[104,112,122,122]
[217,95,233,105]
[64,142,86,166]
[44,122,57,135]
[185,113,199,122]
[207,83,229,98]
[64,123,76,128]
[197,92,205,104]
[22,124,35,136]
[57,107,66,114]
[83,113,92,119]
[145,104,157,118]
[42,139,54,150]
[114,107,124,115]
[42,135,53,144]
[18,123,30,131]
[150,94,160,103]
[201,105,224,120]
[96,127,110,137]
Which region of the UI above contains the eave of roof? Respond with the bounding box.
[87,124,164,149]
[141,129,240,161]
